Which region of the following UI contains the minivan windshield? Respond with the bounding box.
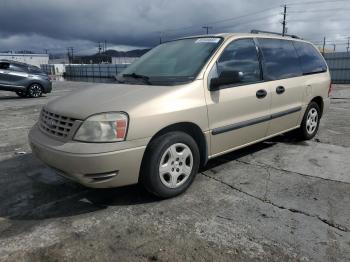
[118,37,223,85]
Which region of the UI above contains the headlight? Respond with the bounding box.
[74,112,128,142]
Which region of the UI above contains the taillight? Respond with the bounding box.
[328,83,332,97]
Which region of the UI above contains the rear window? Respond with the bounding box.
[258,38,302,80]
[28,66,44,74]
[293,41,327,75]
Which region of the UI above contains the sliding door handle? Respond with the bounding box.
[276,86,285,94]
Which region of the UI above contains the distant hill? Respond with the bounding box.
[72,48,150,64]
[103,49,150,57]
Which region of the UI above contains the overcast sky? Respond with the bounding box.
[0,0,350,54]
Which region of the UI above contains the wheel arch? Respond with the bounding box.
[309,96,324,117]
[142,122,209,170]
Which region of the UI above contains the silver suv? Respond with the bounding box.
[29,33,331,198]
[0,60,52,98]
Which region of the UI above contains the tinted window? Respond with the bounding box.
[0,62,10,70]
[212,38,261,85]
[9,64,26,72]
[293,41,327,75]
[258,39,302,80]
[28,66,43,74]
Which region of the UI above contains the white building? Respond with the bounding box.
[0,53,49,67]
[112,56,138,64]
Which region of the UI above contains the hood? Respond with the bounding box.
[45,83,180,119]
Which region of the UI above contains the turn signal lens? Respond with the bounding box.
[115,119,127,139]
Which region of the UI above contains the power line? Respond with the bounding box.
[288,8,350,13]
[148,6,280,36]
[286,0,349,6]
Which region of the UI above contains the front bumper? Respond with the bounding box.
[29,124,148,188]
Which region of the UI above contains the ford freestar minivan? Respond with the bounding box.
[29,33,331,198]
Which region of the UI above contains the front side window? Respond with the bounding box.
[118,37,222,85]
[213,38,261,85]
[258,38,302,80]
[293,41,327,75]
[208,38,261,89]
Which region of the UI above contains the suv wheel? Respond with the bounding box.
[27,83,43,98]
[141,132,200,198]
[297,101,321,140]
[15,91,27,98]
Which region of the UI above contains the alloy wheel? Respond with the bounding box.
[306,108,318,135]
[28,84,42,97]
[158,143,193,189]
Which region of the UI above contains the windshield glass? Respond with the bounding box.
[118,37,222,85]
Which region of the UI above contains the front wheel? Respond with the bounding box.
[15,91,27,97]
[27,83,43,98]
[140,132,200,198]
[296,101,321,140]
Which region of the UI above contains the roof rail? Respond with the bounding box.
[251,29,301,39]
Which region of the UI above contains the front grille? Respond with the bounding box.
[39,108,76,138]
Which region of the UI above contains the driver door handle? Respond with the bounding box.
[276,86,285,94]
[256,89,267,99]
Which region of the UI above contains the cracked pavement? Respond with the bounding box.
[0,82,350,261]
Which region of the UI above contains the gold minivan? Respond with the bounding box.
[29,33,331,198]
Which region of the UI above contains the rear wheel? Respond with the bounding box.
[15,91,27,97]
[141,132,200,198]
[27,83,43,98]
[296,101,321,140]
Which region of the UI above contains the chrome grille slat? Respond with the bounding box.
[39,108,76,139]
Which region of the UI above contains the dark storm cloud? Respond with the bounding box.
[0,0,349,53]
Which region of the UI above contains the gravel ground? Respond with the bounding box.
[0,81,349,262]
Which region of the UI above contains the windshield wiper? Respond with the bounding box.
[123,73,152,85]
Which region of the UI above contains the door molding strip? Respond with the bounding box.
[212,106,301,135]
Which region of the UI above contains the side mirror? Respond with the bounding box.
[209,70,243,91]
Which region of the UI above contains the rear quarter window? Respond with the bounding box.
[0,62,10,69]
[293,41,327,75]
[28,66,44,74]
[258,38,302,80]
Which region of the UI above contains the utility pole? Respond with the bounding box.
[202,26,212,34]
[105,40,107,52]
[66,47,74,63]
[332,44,336,52]
[158,32,162,44]
[347,37,350,53]
[67,47,71,64]
[98,42,102,54]
[282,4,287,36]
[70,47,74,63]
[322,37,326,55]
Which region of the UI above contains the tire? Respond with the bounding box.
[140,131,200,198]
[27,83,43,98]
[15,91,27,97]
[296,101,321,140]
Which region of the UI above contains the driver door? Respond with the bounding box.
[204,38,272,156]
